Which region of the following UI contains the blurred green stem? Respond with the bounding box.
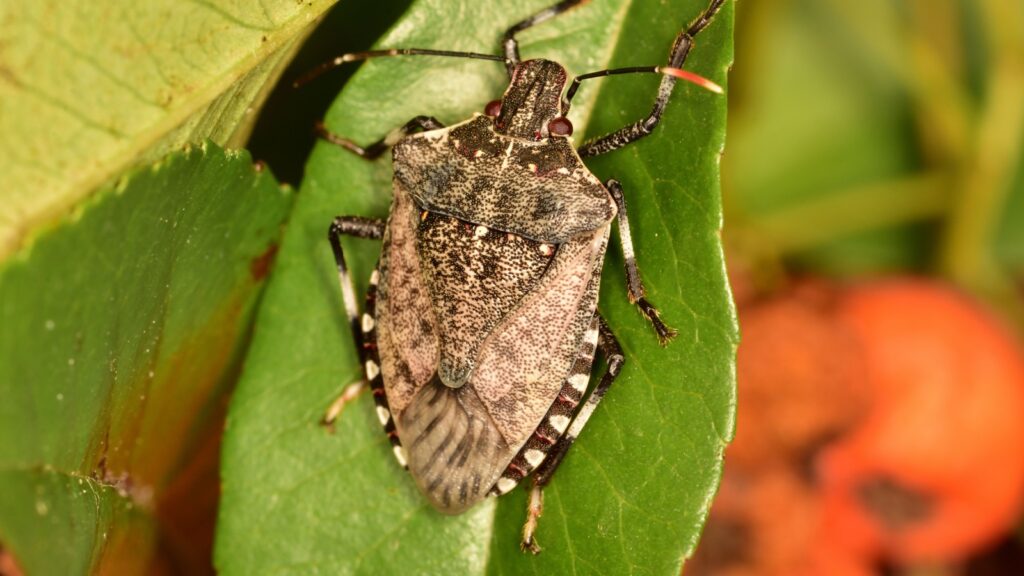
[740,172,950,255]
[938,0,1024,323]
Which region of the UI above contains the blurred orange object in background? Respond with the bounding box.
[692,279,1024,575]
[820,280,1024,564]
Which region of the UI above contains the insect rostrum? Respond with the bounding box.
[321,0,727,554]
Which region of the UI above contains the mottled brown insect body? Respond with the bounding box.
[373,59,615,513]
[322,0,727,552]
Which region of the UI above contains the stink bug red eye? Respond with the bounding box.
[485,99,502,117]
[547,117,573,137]
[314,0,727,556]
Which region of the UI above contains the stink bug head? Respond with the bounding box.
[495,59,568,140]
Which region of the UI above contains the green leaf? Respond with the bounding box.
[0,143,292,574]
[0,0,336,259]
[217,0,736,574]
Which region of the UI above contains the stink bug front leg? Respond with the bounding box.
[502,0,587,74]
[576,0,726,157]
[316,115,445,160]
[607,179,678,344]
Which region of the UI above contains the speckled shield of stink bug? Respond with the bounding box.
[311,0,727,554]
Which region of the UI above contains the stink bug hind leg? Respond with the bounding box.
[520,484,544,554]
[520,316,626,553]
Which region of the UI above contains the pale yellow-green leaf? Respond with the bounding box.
[0,0,336,258]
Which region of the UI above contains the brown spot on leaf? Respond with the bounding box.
[250,243,278,281]
[83,287,253,574]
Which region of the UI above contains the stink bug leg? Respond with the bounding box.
[518,316,626,553]
[502,0,587,73]
[606,179,678,344]
[573,0,727,157]
[316,115,445,160]
[325,217,410,464]
[307,0,728,555]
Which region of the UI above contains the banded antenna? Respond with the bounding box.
[562,65,723,115]
[295,49,509,88]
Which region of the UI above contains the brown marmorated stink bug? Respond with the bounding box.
[312,0,727,554]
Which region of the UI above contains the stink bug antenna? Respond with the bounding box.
[561,66,722,114]
[294,49,509,88]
